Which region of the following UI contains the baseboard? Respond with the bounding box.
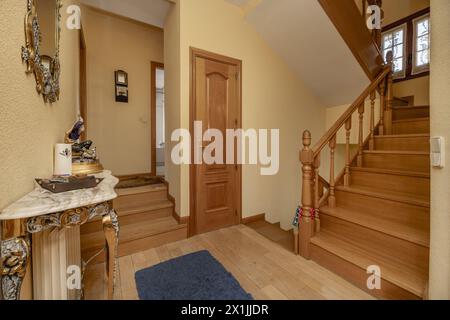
[116,172,153,181]
[241,213,266,225]
[172,211,189,225]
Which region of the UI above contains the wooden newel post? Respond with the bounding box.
[385,51,394,135]
[299,130,315,259]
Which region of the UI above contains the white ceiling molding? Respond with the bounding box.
[80,0,172,28]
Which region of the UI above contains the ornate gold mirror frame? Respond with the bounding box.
[21,0,62,103]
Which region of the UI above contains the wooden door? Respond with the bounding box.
[190,48,242,236]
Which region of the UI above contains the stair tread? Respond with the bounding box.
[374,133,430,139]
[115,184,166,196]
[350,166,430,178]
[393,117,429,123]
[392,105,429,110]
[363,150,429,155]
[336,185,429,207]
[320,206,429,247]
[81,216,185,250]
[311,230,427,297]
[116,199,173,216]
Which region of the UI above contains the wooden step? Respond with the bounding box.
[321,202,429,247]
[392,106,429,121]
[392,118,429,135]
[373,134,430,152]
[349,167,430,199]
[310,230,428,299]
[114,184,168,210]
[81,216,187,263]
[81,200,174,234]
[318,213,429,269]
[362,150,430,173]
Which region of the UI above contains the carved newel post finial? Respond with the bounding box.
[302,130,312,149]
[298,130,314,259]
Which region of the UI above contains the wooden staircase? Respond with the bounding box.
[80,183,187,263]
[295,58,430,299]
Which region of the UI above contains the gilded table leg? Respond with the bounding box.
[102,210,119,300]
[0,237,30,300]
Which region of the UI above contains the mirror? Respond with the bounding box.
[22,0,62,103]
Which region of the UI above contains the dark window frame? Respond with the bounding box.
[382,7,430,83]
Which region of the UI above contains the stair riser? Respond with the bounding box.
[320,214,429,271]
[114,190,168,209]
[80,207,173,235]
[334,190,430,232]
[81,227,187,264]
[374,136,430,152]
[349,171,430,199]
[363,153,430,172]
[310,243,422,300]
[393,120,429,135]
[393,108,429,121]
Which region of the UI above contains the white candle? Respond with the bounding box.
[54,144,72,176]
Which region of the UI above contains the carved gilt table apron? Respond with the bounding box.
[0,171,119,300]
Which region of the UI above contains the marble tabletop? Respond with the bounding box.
[0,171,119,221]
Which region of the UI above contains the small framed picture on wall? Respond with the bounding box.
[115,70,128,86]
[115,85,128,103]
[115,70,129,103]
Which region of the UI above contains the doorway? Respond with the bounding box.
[189,48,242,236]
[151,62,165,177]
[79,27,87,140]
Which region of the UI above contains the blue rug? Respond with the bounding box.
[135,250,253,300]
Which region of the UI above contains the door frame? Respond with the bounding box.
[79,26,87,141]
[189,47,243,237]
[151,61,164,176]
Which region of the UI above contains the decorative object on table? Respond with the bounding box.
[115,70,129,103]
[135,250,253,300]
[54,143,72,176]
[22,0,63,103]
[65,117,104,175]
[36,176,104,194]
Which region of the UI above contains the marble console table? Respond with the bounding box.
[0,171,119,300]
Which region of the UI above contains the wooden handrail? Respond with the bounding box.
[312,66,391,158]
[296,56,393,258]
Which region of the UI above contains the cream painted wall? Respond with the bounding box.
[81,6,164,176]
[166,0,326,230]
[0,0,80,299]
[164,2,182,216]
[429,0,450,300]
[393,76,430,106]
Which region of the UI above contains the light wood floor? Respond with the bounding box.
[84,225,374,300]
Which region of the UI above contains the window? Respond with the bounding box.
[381,8,430,82]
[382,24,407,78]
[412,14,430,74]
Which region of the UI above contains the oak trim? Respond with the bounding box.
[189,47,243,237]
[151,62,164,177]
[241,214,266,225]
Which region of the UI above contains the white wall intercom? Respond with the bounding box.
[431,136,445,168]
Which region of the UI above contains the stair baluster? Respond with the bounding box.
[385,51,394,135]
[379,78,386,135]
[314,154,321,232]
[344,118,352,186]
[357,103,365,167]
[369,90,376,150]
[328,135,337,208]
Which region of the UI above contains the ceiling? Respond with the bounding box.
[80,0,172,28]
[226,0,369,106]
